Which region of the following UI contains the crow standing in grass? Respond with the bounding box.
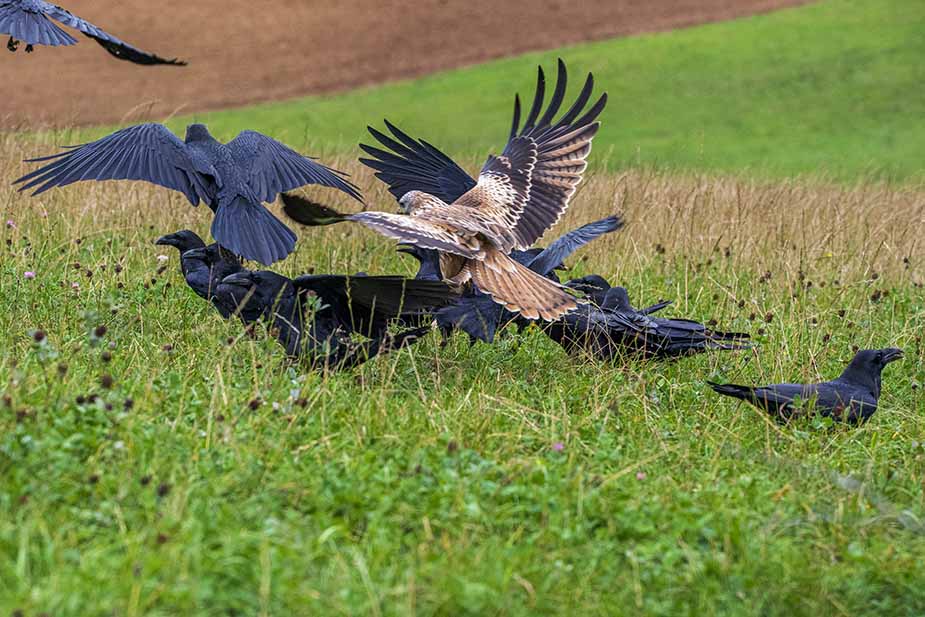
[154,230,243,318]
[543,285,750,360]
[708,348,903,424]
[281,59,606,321]
[217,270,444,367]
[1,0,185,64]
[15,124,362,265]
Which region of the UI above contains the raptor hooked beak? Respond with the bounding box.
[882,348,904,364]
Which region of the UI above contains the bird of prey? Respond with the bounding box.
[544,286,751,360]
[217,270,443,367]
[708,348,904,424]
[154,230,243,318]
[1,0,185,65]
[283,59,606,321]
[15,123,362,265]
[433,215,624,344]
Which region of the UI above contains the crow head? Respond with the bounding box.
[185,123,213,142]
[565,274,611,304]
[602,286,633,312]
[839,348,904,394]
[155,230,206,253]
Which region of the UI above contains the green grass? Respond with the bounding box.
[2,142,925,615]
[138,0,925,182]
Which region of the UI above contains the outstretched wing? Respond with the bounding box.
[457,59,607,250]
[348,211,483,259]
[227,130,362,204]
[13,123,206,206]
[40,2,186,65]
[1,2,76,46]
[360,120,477,203]
[526,215,623,276]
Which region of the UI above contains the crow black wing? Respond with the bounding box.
[13,123,209,205]
[1,1,76,46]
[227,131,362,204]
[40,1,186,65]
[526,215,623,276]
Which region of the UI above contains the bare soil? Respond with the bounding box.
[0,0,810,128]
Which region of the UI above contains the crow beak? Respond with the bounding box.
[882,348,904,364]
[154,235,173,246]
[221,272,253,289]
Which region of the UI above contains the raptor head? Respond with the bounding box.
[398,190,435,214]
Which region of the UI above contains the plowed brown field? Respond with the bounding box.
[1,0,810,128]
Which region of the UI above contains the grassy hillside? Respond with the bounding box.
[137,0,925,183]
[2,129,924,614]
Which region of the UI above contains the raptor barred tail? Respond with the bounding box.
[211,196,297,266]
[469,247,580,321]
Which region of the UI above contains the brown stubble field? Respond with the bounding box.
[0,0,811,128]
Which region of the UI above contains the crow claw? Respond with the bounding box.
[25,44,33,53]
[7,36,18,53]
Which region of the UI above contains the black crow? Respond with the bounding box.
[565,274,672,314]
[708,348,904,423]
[218,270,445,367]
[544,286,751,360]
[434,215,624,343]
[1,0,185,65]
[15,124,362,265]
[155,230,244,318]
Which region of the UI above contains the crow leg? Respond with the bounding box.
[7,37,18,52]
[25,43,33,53]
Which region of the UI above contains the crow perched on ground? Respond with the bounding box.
[432,215,624,343]
[282,60,605,321]
[543,285,751,360]
[708,348,903,424]
[1,0,185,64]
[217,270,444,367]
[15,124,361,265]
[155,230,244,317]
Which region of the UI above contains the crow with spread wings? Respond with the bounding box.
[282,59,606,321]
[1,0,185,65]
[14,123,362,265]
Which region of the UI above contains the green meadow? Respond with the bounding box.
[169,0,925,182]
[2,0,925,614]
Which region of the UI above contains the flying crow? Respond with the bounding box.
[15,124,362,265]
[217,270,445,367]
[1,0,185,64]
[708,348,903,424]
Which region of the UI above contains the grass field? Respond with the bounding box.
[2,122,925,615]
[34,0,922,184]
